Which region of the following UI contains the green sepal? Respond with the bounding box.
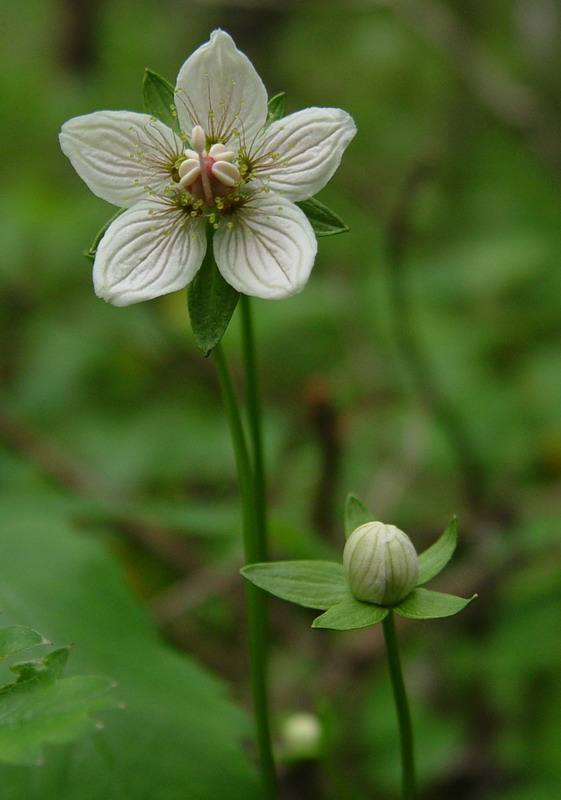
[0,627,47,662]
[84,207,126,262]
[241,561,349,610]
[187,226,239,356]
[395,587,477,620]
[267,92,286,124]
[312,598,388,630]
[344,493,373,539]
[142,68,181,135]
[296,197,350,237]
[416,517,458,586]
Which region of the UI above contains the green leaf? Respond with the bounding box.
[187,228,239,356]
[0,501,261,799]
[0,646,118,766]
[7,648,69,687]
[395,588,477,620]
[142,69,181,135]
[84,208,126,262]
[344,493,373,539]
[267,92,287,124]
[241,561,349,610]
[296,197,350,237]
[0,627,47,662]
[416,517,458,586]
[312,598,388,630]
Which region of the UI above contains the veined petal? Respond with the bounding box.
[258,108,356,201]
[175,30,268,147]
[59,111,184,208]
[93,201,206,305]
[214,193,317,299]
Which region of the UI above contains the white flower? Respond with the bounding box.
[59,30,356,306]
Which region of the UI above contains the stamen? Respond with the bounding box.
[211,161,241,187]
[178,158,200,187]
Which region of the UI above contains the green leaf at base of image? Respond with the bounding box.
[0,502,261,800]
[142,69,181,135]
[0,644,118,766]
[416,517,457,586]
[344,494,373,538]
[187,228,239,356]
[241,561,349,610]
[395,588,477,620]
[296,197,350,237]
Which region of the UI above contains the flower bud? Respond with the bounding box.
[280,712,323,760]
[343,521,418,606]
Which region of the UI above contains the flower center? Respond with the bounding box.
[177,125,241,207]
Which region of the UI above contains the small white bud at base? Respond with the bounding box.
[343,522,418,606]
[280,712,322,760]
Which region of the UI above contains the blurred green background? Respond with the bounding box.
[2,0,561,798]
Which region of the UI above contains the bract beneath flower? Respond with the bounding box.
[59,29,356,305]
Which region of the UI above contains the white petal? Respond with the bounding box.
[93,201,206,306]
[59,111,184,207]
[214,193,317,299]
[175,30,268,147]
[257,108,356,201]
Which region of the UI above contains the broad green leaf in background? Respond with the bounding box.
[296,198,350,237]
[0,501,260,800]
[416,517,458,586]
[344,494,373,539]
[142,69,181,135]
[187,229,240,355]
[241,561,349,610]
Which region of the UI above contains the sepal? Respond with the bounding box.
[416,517,457,586]
[267,92,287,124]
[241,561,349,610]
[84,208,126,262]
[395,587,477,620]
[344,493,372,539]
[295,197,350,237]
[142,69,182,135]
[187,226,239,356]
[312,598,388,630]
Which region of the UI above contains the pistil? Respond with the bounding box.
[178,125,242,207]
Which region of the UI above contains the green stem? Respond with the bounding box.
[382,611,416,800]
[239,295,268,561]
[212,343,277,799]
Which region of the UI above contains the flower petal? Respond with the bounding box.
[213,193,317,299]
[175,30,268,147]
[258,108,356,201]
[93,201,206,305]
[59,111,184,208]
